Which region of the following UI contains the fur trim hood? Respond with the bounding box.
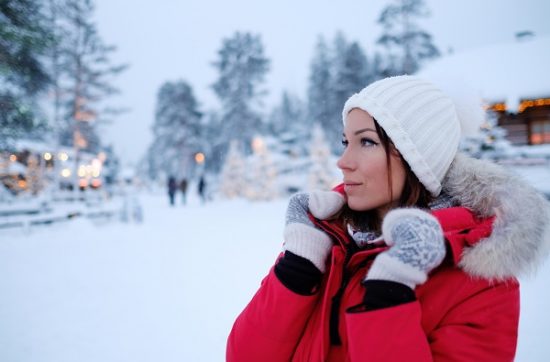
[443,153,550,280]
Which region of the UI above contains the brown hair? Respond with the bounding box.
[341,119,433,232]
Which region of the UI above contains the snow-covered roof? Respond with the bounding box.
[418,35,550,112]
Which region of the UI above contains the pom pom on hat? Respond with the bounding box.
[342,75,484,196]
[426,74,486,137]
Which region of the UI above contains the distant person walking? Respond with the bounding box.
[179,178,188,205]
[167,176,177,206]
[197,176,207,204]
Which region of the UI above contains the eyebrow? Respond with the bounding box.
[342,128,377,137]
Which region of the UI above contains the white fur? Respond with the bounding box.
[443,153,550,280]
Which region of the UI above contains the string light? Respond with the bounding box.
[519,98,550,113]
[489,102,507,112]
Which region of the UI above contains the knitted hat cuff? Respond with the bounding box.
[343,94,442,196]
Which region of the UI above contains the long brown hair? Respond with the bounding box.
[341,119,433,232]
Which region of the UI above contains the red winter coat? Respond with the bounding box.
[227,204,520,362]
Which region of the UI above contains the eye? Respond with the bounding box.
[360,137,378,147]
[341,138,349,148]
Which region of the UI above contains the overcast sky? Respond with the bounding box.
[94,0,550,165]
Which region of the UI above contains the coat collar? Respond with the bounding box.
[323,154,550,280]
[442,153,550,280]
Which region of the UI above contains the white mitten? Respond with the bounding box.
[308,191,346,220]
[366,208,446,289]
[283,192,341,273]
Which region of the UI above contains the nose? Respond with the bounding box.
[337,148,355,171]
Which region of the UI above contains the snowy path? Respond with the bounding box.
[0,193,548,361]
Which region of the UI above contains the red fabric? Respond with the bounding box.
[227,205,519,362]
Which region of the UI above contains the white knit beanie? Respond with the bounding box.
[342,75,483,196]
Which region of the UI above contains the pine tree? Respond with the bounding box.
[149,80,203,180]
[337,42,372,97]
[268,91,309,157]
[212,32,270,154]
[219,140,247,199]
[54,0,127,153]
[0,0,52,148]
[331,39,374,152]
[308,125,337,191]
[307,36,335,149]
[460,112,512,160]
[377,0,439,75]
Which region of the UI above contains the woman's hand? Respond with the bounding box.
[283,191,345,273]
[365,208,446,289]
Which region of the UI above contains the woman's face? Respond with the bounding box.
[337,108,407,217]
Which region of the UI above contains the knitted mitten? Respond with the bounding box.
[283,191,344,272]
[366,208,446,289]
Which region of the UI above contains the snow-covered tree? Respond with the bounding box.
[268,91,309,157]
[377,0,439,75]
[219,140,247,199]
[336,42,372,97]
[245,136,278,201]
[148,80,202,180]
[308,125,337,191]
[54,0,127,153]
[331,39,374,151]
[0,0,52,149]
[308,34,375,154]
[460,112,514,160]
[307,36,334,140]
[212,32,270,154]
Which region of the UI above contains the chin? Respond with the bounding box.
[347,197,372,212]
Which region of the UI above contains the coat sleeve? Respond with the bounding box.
[226,266,320,362]
[344,278,519,362]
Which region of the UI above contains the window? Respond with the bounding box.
[530,120,550,144]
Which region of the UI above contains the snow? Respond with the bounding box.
[418,35,550,112]
[0,191,549,361]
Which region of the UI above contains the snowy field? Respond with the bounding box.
[0,191,549,361]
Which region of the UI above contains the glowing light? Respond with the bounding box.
[44,152,52,161]
[79,179,88,188]
[9,154,17,162]
[519,98,550,113]
[78,165,87,177]
[489,102,506,112]
[531,134,543,144]
[58,152,69,161]
[61,168,72,178]
[91,179,102,188]
[18,180,27,188]
[251,137,265,153]
[195,152,205,164]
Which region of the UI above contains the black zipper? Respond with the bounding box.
[329,241,357,345]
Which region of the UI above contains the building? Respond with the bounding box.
[418,33,550,145]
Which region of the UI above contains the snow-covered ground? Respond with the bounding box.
[0,191,549,361]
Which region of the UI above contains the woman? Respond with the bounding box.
[227,76,550,361]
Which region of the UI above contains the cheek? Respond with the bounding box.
[389,159,407,200]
